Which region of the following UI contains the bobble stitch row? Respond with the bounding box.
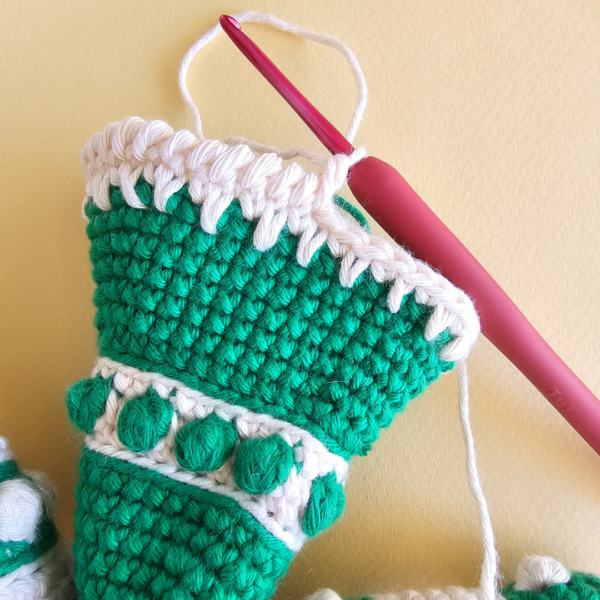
[67,361,350,548]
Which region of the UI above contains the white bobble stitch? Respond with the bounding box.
[305,590,343,600]
[0,436,12,463]
[0,479,42,543]
[514,555,571,592]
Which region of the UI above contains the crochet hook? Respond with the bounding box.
[219,15,600,457]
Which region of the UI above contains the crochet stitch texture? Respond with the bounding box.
[85,180,455,458]
[75,449,292,600]
[0,459,58,579]
[0,437,74,600]
[66,116,481,600]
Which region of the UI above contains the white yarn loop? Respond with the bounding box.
[179,11,368,163]
[456,362,499,600]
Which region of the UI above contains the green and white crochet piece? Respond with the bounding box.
[65,111,481,600]
[0,436,73,600]
[80,357,349,551]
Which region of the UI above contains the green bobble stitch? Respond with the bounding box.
[117,388,174,453]
[234,434,294,495]
[302,471,345,537]
[175,414,238,472]
[66,376,113,434]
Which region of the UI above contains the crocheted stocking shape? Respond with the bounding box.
[64,13,479,600]
[0,436,74,599]
[64,115,479,600]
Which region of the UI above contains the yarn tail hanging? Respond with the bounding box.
[303,365,600,600]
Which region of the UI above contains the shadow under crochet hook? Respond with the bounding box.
[219,14,600,458]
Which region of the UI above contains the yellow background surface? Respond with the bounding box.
[1,1,599,596]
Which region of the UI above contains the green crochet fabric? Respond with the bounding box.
[85,179,454,459]
[69,169,462,600]
[74,449,292,600]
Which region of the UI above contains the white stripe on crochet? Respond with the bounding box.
[81,118,480,362]
[89,357,349,552]
[87,439,311,552]
[0,543,74,600]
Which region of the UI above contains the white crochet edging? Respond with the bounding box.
[89,357,350,552]
[306,556,572,600]
[0,543,75,600]
[81,117,480,362]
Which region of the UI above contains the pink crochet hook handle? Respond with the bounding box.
[220,15,600,457]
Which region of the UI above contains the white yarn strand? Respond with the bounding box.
[179,11,368,162]
[456,361,499,600]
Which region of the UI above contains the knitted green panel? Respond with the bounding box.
[74,448,293,600]
[86,180,453,459]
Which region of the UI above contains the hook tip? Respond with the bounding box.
[220,15,241,30]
